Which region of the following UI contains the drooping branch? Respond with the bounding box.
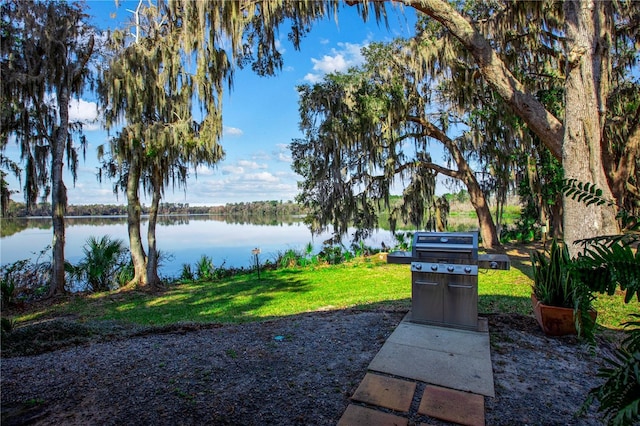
[396,0,564,160]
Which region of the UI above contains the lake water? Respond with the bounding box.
[0,215,398,278]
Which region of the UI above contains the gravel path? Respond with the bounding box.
[1,309,615,425]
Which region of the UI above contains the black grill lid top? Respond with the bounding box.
[413,232,478,248]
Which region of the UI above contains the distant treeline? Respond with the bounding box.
[3,200,307,218]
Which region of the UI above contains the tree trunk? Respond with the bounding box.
[562,0,618,255]
[549,194,563,239]
[404,0,620,250]
[411,117,501,248]
[126,151,147,287]
[145,170,162,289]
[466,175,500,250]
[605,108,640,208]
[48,90,69,297]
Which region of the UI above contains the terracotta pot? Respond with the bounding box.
[531,293,597,336]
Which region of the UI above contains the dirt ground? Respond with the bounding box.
[1,306,618,426]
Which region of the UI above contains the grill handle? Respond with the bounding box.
[448,283,474,289]
[416,248,475,255]
[414,280,439,286]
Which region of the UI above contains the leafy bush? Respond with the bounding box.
[392,232,413,251]
[318,244,350,265]
[563,180,640,425]
[0,249,52,301]
[500,216,538,243]
[276,248,302,268]
[195,255,215,281]
[180,263,195,281]
[116,260,135,287]
[69,236,128,292]
[179,255,243,282]
[1,316,16,338]
[1,274,16,309]
[530,239,578,308]
[582,315,640,426]
[564,180,640,304]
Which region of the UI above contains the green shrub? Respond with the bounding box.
[180,263,195,281]
[70,235,128,291]
[276,249,301,268]
[530,239,579,308]
[1,316,16,337]
[318,244,350,265]
[195,255,215,281]
[0,251,51,301]
[582,314,640,426]
[563,179,640,425]
[1,274,16,309]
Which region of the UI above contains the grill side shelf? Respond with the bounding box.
[387,251,511,270]
[386,251,413,264]
[478,254,510,270]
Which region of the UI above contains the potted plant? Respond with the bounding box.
[530,239,596,336]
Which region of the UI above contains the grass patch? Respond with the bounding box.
[5,248,634,332]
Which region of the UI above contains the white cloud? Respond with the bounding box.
[303,42,367,83]
[274,144,292,163]
[249,150,272,162]
[194,165,215,176]
[238,160,267,170]
[224,126,244,136]
[311,53,348,74]
[179,172,298,205]
[69,98,101,131]
[243,172,279,183]
[275,38,286,55]
[221,165,244,175]
[69,98,98,121]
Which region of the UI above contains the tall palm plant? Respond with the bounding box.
[72,236,128,292]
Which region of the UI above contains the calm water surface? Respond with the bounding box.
[0,215,396,277]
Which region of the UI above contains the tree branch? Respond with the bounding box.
[393,0,564,160]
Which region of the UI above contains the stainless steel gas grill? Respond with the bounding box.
[388,231,510,331]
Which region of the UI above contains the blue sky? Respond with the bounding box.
[6,1,443,207]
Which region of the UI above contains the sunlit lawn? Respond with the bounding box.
[13,251,636,331]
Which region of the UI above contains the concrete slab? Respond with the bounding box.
[351,373,416,412]
[368,320,495,397]
[418,385,485,426]
[337,404,408,426]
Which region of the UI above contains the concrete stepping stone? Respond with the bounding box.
[337,404,408,426]
[418,385,485,426]
[351,373,416,412]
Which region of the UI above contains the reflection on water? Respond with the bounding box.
[0,215,396,277]
[0,214,308,238]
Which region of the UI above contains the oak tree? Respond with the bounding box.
[1,0,95,295]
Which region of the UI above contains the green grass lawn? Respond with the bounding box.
[12,250,636,332]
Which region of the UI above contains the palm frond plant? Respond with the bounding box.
[582,315,640,426]
[564,179,640,303]
[73,235,128,292]
[195,255,215,281]
[563,180,640,425]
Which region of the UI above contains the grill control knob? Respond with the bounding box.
[447,266,454,272]
[414,264,422,271]
[430,264,438,271]
[464,266,472,273]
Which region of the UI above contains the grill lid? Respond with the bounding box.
[412,231,478,263]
